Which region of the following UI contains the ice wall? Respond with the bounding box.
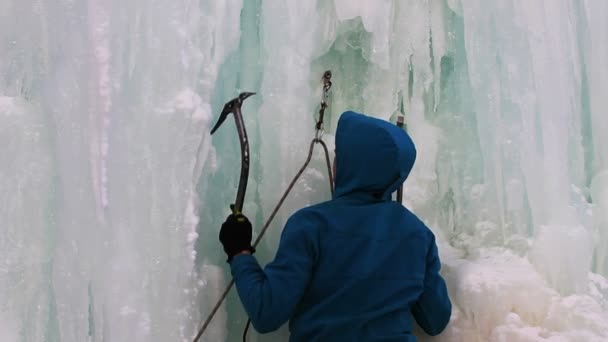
[1,0,607,341]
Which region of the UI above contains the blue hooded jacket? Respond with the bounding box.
[230,111,452,341]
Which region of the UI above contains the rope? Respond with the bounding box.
[241,138,333,341]
[193,71,334,342]
[192,137,334,342]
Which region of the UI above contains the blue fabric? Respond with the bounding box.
[231,111,452,341]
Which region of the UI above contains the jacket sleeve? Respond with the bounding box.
[230,211,317,333]
[411,232,452,336]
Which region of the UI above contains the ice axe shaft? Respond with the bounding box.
[210,92,256,213]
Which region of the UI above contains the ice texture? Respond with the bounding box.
[0,1,607,341]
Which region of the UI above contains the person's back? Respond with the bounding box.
[225,111,452,341]
[287,200,447,341]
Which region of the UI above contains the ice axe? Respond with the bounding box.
[210,92,256,216]
[190,92,255,342]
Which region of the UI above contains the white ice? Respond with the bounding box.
[0,1,607,341]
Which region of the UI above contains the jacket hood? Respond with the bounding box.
[334,111,417,201]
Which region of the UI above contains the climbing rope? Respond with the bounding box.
[193,71,334,342]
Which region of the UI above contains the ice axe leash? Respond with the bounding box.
[193,71,334,342]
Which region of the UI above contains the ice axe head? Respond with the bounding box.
[210,92,256,135]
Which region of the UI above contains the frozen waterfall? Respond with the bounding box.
[1,0,607,341]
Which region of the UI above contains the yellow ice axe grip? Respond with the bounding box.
[230,204,246,222]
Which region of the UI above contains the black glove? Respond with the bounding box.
[219,213,256,262]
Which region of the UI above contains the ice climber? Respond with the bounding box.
[218,111,452,341]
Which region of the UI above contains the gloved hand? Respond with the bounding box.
[219,213,256,262]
